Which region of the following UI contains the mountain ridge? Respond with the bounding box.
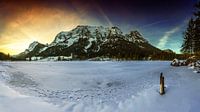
[16,25,161,60]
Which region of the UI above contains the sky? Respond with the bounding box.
[0,0,198,55]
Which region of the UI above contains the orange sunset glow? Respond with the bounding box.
[0,1,103,55]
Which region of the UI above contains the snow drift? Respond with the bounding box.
[0,61,200,112]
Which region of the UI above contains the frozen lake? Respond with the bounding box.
[0,61,200,112]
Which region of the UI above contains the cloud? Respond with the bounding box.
[157,26,180,49]
[140,19,169,28]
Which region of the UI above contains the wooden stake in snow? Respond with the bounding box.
[160,73,165,95]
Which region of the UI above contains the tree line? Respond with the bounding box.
[0,52,11,60]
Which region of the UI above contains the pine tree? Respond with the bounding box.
[7,53,10,60]
[193,2,200,53]
[58,56,61,61]
[181,19,195,54]
[181,1,200,54]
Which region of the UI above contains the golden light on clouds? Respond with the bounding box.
[0,6,101,55]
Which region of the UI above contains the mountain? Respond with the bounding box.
[16,41,46,59]
[0,52,10,60]
[16,25,161,60]
[163,49,175,53]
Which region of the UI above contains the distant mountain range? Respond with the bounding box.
[16,25,162,60]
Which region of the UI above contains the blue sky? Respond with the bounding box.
[0,0,198,54]
[93,0,197,53]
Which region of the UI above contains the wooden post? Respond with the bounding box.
[160,73,163,84]
[160,73,165,95]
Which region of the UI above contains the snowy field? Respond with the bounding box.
[0,61,200,112]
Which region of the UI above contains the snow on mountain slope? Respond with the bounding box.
[50,25,148,49]
[0,61,200,112]
[47,25,152,53]
[17,25,160,59]
[109,26,123,36]
[15,41,39,57]
[125,31,148,43]
[27,41,40,52]
[41,25,128,54]
[85,37,96,50]
[51,25,123,47]
[39,46,48,53]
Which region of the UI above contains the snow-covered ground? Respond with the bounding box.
[0,61,200,112]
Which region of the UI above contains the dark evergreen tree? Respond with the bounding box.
[181,2,200,54]
[7,53,10,59]
[193,2,200,53]
[181,19,195,54]
[58,56,61,61]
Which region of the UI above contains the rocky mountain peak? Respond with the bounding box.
[108,26,122,36]
[125,30,148,43]
[16,25,161,60]
[27,41,40,52]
